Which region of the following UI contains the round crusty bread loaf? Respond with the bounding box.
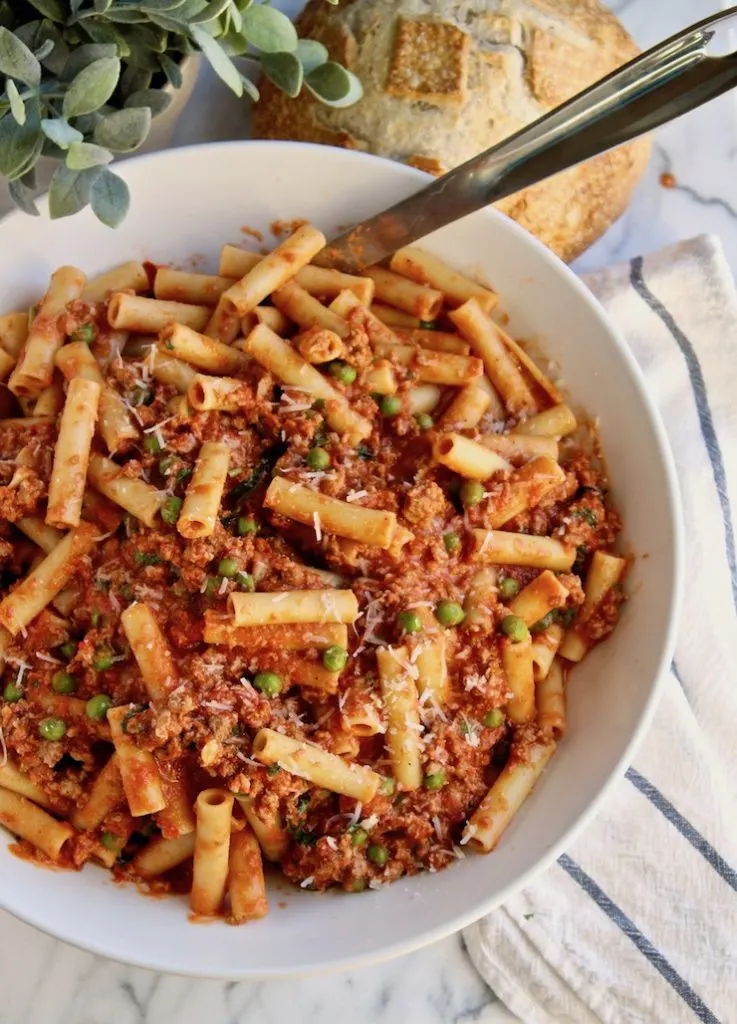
[252,0,651,262]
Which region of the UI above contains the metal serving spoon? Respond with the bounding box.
[319,6,737,273]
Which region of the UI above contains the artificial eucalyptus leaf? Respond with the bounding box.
[34,22,68,74]
[66,140,114,170]
[93,0,113,12]
[158,52,182,88]
[189,0,232,24]
[33,38,54,62]
[80,21,130,56]
[124,88,172,115]
[26,0,65,22]
[63,57,121,118]
[295,39,328,74]
[218,26,249,57]
[241,4,298,53]
[70,0,85,13]
[48,164,102,219]
[61,43,117,82]
[41,117,84,149]
[120,64,153,98]
[0,108,43,181]
[190,23,242,95]
[136,0,190,10]
[94,106,151,152]
[90,168,130,228]
[261,51,303,98]
[240,72,259,103]
[8,176,39,216]
[105,9,150,25]
[0,26,41,85]
[6,80,26,125]
[305,63,363,107]
[146,12,186,33]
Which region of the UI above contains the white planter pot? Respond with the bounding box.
[135,54,201,157]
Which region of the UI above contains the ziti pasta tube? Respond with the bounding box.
[46,378,101,529]
[55,341,138,452]
[0,788,74,860]
[389,247,498,311]
[0,522,97,636]
[178,440,230,540]
[82,261,148,303]
[245,324,371,444]
[159,323,249,376]
[203,612,348,651]
[228,827,269,924]
[121,602,178,701]
[108,293,210,334]
[252,728,381,802]
[265,477,397,549]
[463,740,555,852]
[191,788,234,916]
[433,433,512,479]
[9,266,87,396]
[228,589,358,627]
[377,647,423,790]
[222,224,326,316]
[107,705,166,817]
[364,266,443,320]
[88,453,165,528]
[471,530,575,571]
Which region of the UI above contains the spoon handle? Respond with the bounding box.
[320,6,737,272]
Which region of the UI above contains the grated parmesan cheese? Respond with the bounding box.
[313,511,322,542]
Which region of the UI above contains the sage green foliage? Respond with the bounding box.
[0,1,361,225]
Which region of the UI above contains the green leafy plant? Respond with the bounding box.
[0,1,361,226]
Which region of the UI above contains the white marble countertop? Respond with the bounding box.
[0,2,733,1022]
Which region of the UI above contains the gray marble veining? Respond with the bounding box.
[0,2,733,1021]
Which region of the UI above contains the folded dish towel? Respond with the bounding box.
[463,235,737,1024]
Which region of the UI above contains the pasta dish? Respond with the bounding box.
[0,226,626,924]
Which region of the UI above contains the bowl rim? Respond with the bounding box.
[0,139,685,978]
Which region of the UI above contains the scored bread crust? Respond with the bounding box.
[252,0,651,263]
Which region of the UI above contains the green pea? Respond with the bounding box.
[397,609,423,634]
[380,777,396,796]
[237,516,258,536]
[379,394,402,418]
[3,682,22,703]
[307,447,330,470]
[367,843,388,866]
[253,672,281,697]
[415,413,433,431]
[160,496,182,525]
[350,826,368,846]
[443,532,460,554]
[424,769,446,790]
[204,576,221,597]
[351,878,367,892]
[86,693,112,721]
[460,480,485,508]
[143,434,161,455]
[217,557,239,578]
[328,361,357,385]
[500,615,530,643]
[39,717,66,741]
[483,708,505,728]
[499,576,520,599]
[59,641,78,660]
[322,645,348,672]
[434,600,465,627]
[71,322,97,344]
[92,647,114,671]
[235,572,255,592]
[530,611,557,634]
[52,671,77,695]
[101,831,121,851]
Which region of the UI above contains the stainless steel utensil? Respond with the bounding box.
[319,7,737,272]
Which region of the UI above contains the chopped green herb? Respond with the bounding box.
[90,608,102,628]
[574,507,599,527]
[235,572,255,592]
[160,496,182,525]
[558,607,576,627]
[296,794,311,815]
[356,443,375,461]
[143,433,162,456]
[131,386,153,407]
[133,551,162,567]
[419,320,437,330]
[530,611,557,634]
[443,531,460,555]
[176,467,192,485]
[267,764,281,776]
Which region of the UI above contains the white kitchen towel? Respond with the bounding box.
[463,235,737,1024]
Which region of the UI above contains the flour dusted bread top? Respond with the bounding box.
[252,0,651,262]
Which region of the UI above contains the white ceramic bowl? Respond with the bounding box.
[0,142,683,977]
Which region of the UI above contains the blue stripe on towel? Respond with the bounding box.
[626,767,737,893]
[630,256,737,614]
[558,854,720,1024]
